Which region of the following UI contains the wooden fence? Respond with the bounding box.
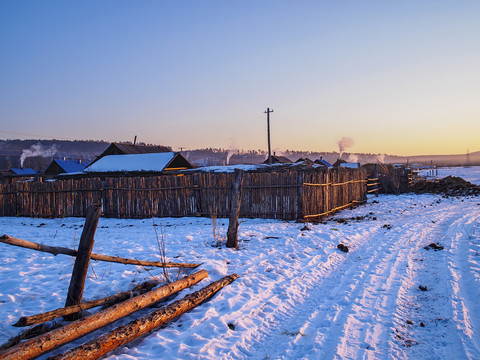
[0,169,367,220]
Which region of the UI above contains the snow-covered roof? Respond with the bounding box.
[9,168,37,175]
[316,159,333,168]
[54,160,88,173]
[186,162,330,173]
[187,164,264,173]
[340,162,360,169]
[84,152,178,173]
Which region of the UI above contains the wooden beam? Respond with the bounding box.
[0,235,201,268]
[13,280,159,327]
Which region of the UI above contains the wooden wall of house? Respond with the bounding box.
[0,169,367,220]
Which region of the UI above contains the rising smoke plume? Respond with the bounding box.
[226,138,238,165]
[376,154,385,164]
[347,154,359,163]
[20,143,57,167]
[337,137,354,159]
[226,150,235,165]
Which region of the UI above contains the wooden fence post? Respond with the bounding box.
[15,182,20,217]
[226,170,244,249]
[297,171,304,220]
[65,204,101,315]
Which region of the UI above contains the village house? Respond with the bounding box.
[88,142,172,166]
[44,159,89,178]
[263,154,292,164]
[83,152,193,176]
[0,168,39,183]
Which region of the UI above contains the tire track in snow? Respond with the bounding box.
[297,208,438,359]
[387,201,473,359]
[445,209,480,358]
[223,200,451,359]
[376,198,480,360]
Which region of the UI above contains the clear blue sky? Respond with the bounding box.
[1,1,479,155]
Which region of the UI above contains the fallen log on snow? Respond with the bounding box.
[0,270,208,360]
[0,235,201,268]
[13,280,159,327]
[0,323,63,351]
[51,273,239,360]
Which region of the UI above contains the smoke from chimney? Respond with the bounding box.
[337,137,354,159]
[20,143,57,167]
[377,154,386,164]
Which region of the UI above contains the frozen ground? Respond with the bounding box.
[0,167,479,359]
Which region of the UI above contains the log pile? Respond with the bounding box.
[52,274,239,360]
[0,271,238,360]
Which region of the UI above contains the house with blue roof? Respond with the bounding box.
[0,168,38,183]
[44,159,90,177]
[9,168,38,176]
[314,157,333,168]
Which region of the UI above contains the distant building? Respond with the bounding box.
[9,168,37,176]
[84,152,193,175]
[44,160,89,177]
[315,157,333,168]
[263,154,292,164]
[89,142,172,166]
[295,158,315,165]
[333,159,347,168]
[0,168,38,183]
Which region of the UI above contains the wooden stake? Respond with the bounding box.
[0,270,208,360]
[65,205,101,310]
[51,274,239,360]
[13,280,158,327]
[226,170,244,249]
[0,235,201,268]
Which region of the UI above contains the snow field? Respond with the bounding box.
[0,166,479,359]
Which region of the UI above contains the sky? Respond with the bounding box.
[0,1,479,156]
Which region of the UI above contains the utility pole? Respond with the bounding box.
[264,107,274,164]
[466,148,471,168]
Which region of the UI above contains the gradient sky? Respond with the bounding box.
[1,1,479,156]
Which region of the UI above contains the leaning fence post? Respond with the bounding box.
[374,164,379,197]
[65,204,101,317]
[226,170,244,249]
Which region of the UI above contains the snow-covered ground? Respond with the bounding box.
[1,167,480,359]
[419,166,480,185]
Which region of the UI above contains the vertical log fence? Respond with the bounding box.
[0,168,368,220]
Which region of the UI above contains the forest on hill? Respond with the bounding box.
[0,140,109,171]
[0,139,477,171]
